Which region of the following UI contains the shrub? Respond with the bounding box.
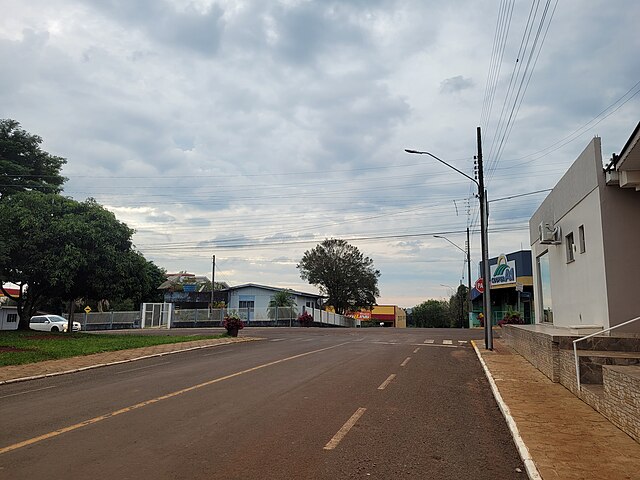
[222,313,244,331]
[298,311,314,327]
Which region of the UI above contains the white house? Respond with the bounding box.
[224,283,323,321]
[529,123,640,333]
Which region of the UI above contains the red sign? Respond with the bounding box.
[475,278,484,293]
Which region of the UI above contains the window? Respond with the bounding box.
[537,252,553,323]
[7,314,17,323]
[578,225,586,253]
[31,316,45,323]
[565,232,575,263]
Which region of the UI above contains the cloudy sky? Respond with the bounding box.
[2,0,639,307]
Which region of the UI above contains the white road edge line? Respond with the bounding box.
[400,357,411,367]
[471,340,542,480]
[114,361,171,375]
[0,385,56,400]
[377,374,396,390]
[413,347,420,354]
[324,407,367,450]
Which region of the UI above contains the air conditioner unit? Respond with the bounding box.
[539,222,561,244]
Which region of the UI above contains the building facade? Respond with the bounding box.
[472,250,534,326]
[529,127,640,332]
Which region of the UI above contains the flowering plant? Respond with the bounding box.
[298,311,314,326]
[498,309,524,328]
[223,313,244,331]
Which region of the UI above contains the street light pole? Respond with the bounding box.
[405,127,492,349]
[433,234,470,329]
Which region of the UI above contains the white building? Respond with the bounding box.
[529,123,640,333]
[0,305,19,330]
[225,283,323,321]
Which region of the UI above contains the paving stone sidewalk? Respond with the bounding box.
[0,337,259,384]
[476,339,640,480]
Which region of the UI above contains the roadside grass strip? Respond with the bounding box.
[377,374,396,390]
[0,331,227,367]
[0,342,350,456]
[324,407,367,450]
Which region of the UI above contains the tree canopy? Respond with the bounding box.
[0,192,156,328]
[411,299,450,328]
[297,239,380,315]
[0,119,67,200]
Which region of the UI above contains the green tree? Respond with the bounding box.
[267,289,297,319]
[448,285,469,328]
[297,239,380,315]
[0,119,67,200]
[0,192,140,329]
[412,299,450,328]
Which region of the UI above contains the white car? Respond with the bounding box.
[29,315,81,332]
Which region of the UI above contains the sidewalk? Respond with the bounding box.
[474,339,640,480]
[0,336,259,384]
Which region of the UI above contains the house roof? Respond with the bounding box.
[607,121,640,189]
[222,283,324,298]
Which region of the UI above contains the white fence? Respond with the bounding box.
[67,305,355,330]
[65,311,140,330]
[171,306,355,328]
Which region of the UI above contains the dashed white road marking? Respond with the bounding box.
[270,338,285,342]
[400,357,411,367]
[377,374,396,390]
[424,339,435,344]
[324,407,367,450]
[0,385,56,400]
[458,340,468,344]
[443,340,453,345]
[413,347,420,354]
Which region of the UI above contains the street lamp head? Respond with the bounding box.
[404,149,424,154]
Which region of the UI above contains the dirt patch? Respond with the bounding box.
[0,346,34,353]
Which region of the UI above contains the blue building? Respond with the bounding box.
[471,250,534,326]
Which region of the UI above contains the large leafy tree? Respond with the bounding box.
[411,299,450,328]
[448,285,469,328]
[297,239,380,315]
[0,192,143,329]
[0,119,67,200]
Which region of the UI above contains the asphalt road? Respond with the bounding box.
[0,328,524,479]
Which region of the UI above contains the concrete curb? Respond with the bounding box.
[0,337,262,386]
[471,340,542,480]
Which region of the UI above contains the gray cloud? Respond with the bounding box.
[440,75,474,94]
[2,0,639,305]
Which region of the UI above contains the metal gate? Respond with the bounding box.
[141,303,173,329]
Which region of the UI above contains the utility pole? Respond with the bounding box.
[210,254,216,316]
[466,226,472,329]
[477,127,493,350]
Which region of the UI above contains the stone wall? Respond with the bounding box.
[603,366,640,442]
[502,326,560,382]
[505,326,640,444]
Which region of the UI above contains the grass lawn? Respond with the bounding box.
[0,330,226,367]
